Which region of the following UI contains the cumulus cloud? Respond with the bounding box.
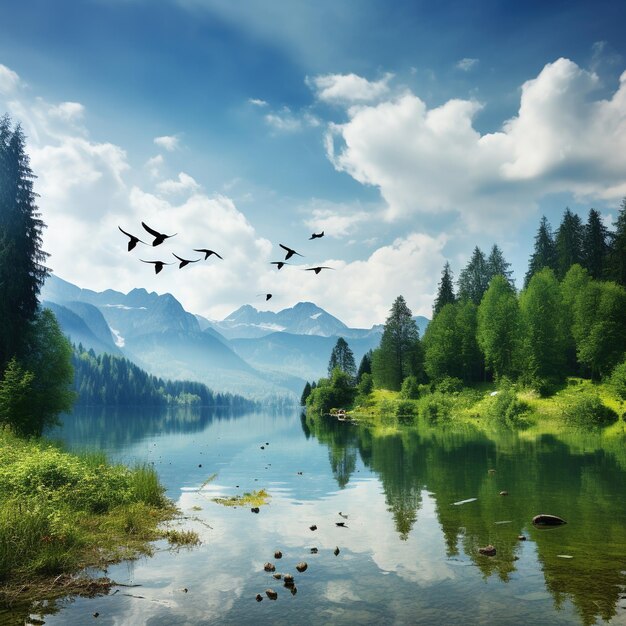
[248,97,268,107]
[326,58,626,229]
[156,171,200,195]
[307,72,393,103]
[272,232,446,326]
[0,63,20,94]
[154,134,180,151]
[47,101,85,122]
[456,58,479,72]
[145,154,164,178]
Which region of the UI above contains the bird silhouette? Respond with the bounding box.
[259,294,272,301]
[271,261,290,270]
[309,231,324,240]
[118,226,146,251]
[279,243,303,260]
[140,260,174,274]
[304,266,334,274]
[172,253,201,268]
[141,222,177,246]
[193,249,223,260]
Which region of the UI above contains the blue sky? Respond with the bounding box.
[1,0,625,326]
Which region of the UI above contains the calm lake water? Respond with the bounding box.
[19,408,626,624]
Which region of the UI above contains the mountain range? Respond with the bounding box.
[41,275,429,401]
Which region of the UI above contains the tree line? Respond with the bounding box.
[304,202,626,411]
[72,344,256,408]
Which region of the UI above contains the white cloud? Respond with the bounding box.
[156,171,200,195]
[154,134,180,151]
[47,101,85,122]
[145,154,164,178]
[248,97,268,107]
[302,200,371,238]
[307,72,393,103]
[0,64,20,94]
[326,58,626,230]
[272,232,446,326]
[456,58,479,72]
[264,107,319,133]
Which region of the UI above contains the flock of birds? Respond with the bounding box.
[118,222,333,301]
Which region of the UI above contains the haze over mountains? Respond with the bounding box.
[41,275,429,401]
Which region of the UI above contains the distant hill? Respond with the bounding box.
[42,274,430,400]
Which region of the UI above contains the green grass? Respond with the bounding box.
[212,489,270,507]
[0,427,178,596]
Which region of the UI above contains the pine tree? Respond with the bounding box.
[457,247,489,304]
[0,115,49,370]
[608,198,626,287]
[300,382,312,406]
[486,244,514,287]
[356,350,372,383]
[555,208,583,279]
[327,337,356,379]
[582,209,609,280]
[525,216,557,287]
[433,262,456,316]
[371,296,422,390]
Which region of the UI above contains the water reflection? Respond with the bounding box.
[306,413,626,625]
[6,408,625,625]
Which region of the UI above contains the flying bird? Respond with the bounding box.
[304,266,334,274]
[258,293,273,301]
[193,249,223,260]
[279,243,303,260]
[140,260,174,274]
[141,222,177,246]
[271,261,290,270]
[309,231,324,240]
[118,226,146,251]
[172,253,201,269]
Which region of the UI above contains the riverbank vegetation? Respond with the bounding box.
[304,202,626,431]
[0,428,187,600]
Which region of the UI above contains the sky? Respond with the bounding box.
[1,0,625,328]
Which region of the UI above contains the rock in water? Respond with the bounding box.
[251,507,260,514]
[310,547,318,554]
[532,514,567,526]
[499,491,508,496]
[309,524,317,531]
[283,574,294,586]
[518,535,527,541]
[274,550,282,559]
[265,589,278,600]
[255,594,263,602]
[334,546,340,556]
[479,545,497,556]
[296,562,308,572]
[264,562,276,572]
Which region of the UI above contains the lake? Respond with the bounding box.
[22,407,626,624]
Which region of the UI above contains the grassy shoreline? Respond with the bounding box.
[0,428,194,609]
[320,377,626,437]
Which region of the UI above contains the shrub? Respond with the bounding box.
[399,376,420,400]
[609,360,626,401]
[485,379,529,428]
[562,394,617,429]
[395,400,417,424]
[435,376,464,395]
[419,392,453,424]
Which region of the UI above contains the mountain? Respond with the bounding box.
[41,274,430,400]
[42,274,302,400]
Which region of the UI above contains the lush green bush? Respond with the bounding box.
[485,379,529,428]
[562,393,618,429]
[399,376,420,400]
[419,392,453,424]
[306,368,356,414]
[435,376,464,395]
[609,360,626,401]
[395,400,417,424]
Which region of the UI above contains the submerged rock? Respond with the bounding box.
[310,547,318,554]
[265,589,278,600]
[273,573,282,580]
[251,507,260,514]
[518,535,527,541]
[479,545,497,556]
[255,594,263,602]
[309,524,317,531]
[274,550,282,559]
[296,562,308,572]
[283,574,294,586]
[264,562,276,572]
[532,514,567,526]
[334,546,340,556]
[499,491,509,496]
